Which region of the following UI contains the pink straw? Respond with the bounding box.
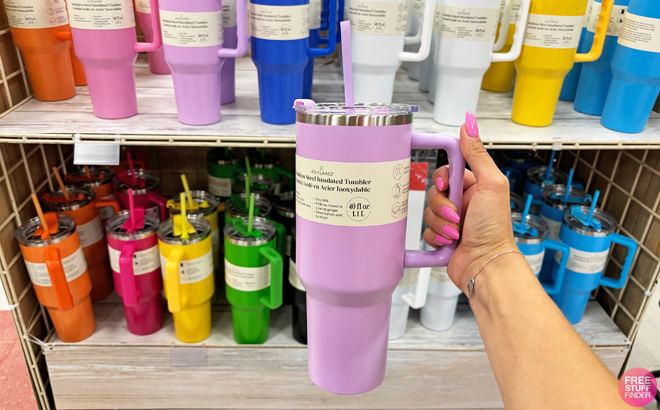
[341,21,354,107]
[127,152,137,186]
[128,188,136,231]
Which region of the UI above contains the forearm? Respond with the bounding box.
[470,253,632,410]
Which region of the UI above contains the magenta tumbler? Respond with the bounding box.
[67,0,162,119]
[160,0,248,125]
[107,210,163,335]
[294,101,465,394]
[113,170,168,221]
[135,0,170,74]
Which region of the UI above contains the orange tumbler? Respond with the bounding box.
[41,186,121,302]
[16,213,96,342]
[3,0,76,101]
[65,167,116,222]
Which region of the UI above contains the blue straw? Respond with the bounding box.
[505,170,510,179]
[586,190,600,226]
[563,168,574,203]
[519,194,533,229]
[545,150,556,181]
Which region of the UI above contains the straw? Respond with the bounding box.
[84,165,92,180]
[245,157,252,187]
[179,192,189,240]
[505,170,510,179]
[181,174,193,208]
[519,194,533,231]
[247,193,255,234]
[127,152,137,186]
[563,168,575,203]
[340,21,354,107]
[586,190,600,226]
[31,193,49,238]
[128,188,136,228]
[52,167,70,202]
[544,150,556,181]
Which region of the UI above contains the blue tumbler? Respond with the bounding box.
[574,0,630,115]
[512,212,570,295]
[524,166,569,213]
[550,205,637,324]
[251,0,337,125]
[559,0,594,102]
[501,150,541,194]
[510,192,524,212]
[601,0,660,133]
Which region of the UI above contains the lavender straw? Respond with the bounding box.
[341,21,354,107]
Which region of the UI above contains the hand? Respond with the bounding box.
[424,112,518,293]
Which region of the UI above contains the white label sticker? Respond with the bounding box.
[225,259,271,291]
[309,0,322,29]
[160,10,224,47]
[223,0,237,28]
[108,245,160,276]
[77,215,104,248]
[524,250,545,275]
[541,214,562,241]
[288,259,305,291]
[587,3,627,36]
[160,251,214,284]
[208,175,232,198]
[98,205,116,220]
[347,0,408,36]
[25,247,87,287]
[523,14,583,49]
[430,266,452,284]
[413,0,422,14]
[296,156,410,227]
[4,0,69,29]
[250,3,309,40]
[440,5,499,42]
[583,0,594,27]
[135,0,150,13]
[433,4,442,35]
[618,12,660,53]
[67,0,136,30]
[397,267,418,289]
[286,235,292,257]
[556,247,609,274]
[498,0,521,25]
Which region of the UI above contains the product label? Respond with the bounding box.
[439,5,498,41]
[160,10,224,47]
[524,250,544,275]
[208,175,232,198]
[618,12,660,53]
[108,245,160,275]
[582,0,594,28]
[249,3,309,40]
[555,247,609,274]
[430,266,452,284]
[160,251,213,284]
[347,0,408,36]
[135,0,150,13]
[540,214,562,241]
[225,259,271,291]
[498,0,521,24]
[98,206,116,220]
[295,156,410,227]
[77,216,104,248]
[67,0,136,30]
[25,247,87,287]
[309,0,322,29]
[286,235,292,257]
[288,259,305,291]
[397,267,418,289]
[587,3,627,36]
[413,0,422,14]
[433,4,442,35]
[223,0,237,28]
[4,0,69,29]
[523,14,583,49]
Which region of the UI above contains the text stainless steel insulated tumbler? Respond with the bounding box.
[135,0,170,74]
[294,101,465,394]
[65,166,117,222]
[113,170,168,221]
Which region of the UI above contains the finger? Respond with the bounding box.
[461,112,508,189]
[431,166,477,194]
[424,207,460,241]
[424,227,450,247]
[427,187,460,224]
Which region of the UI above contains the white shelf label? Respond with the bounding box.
[161,10,224,47]
[523,14,583,49]
[347,0,408,36]
[618,12,660,53]
[25,247,87,287]
[225,259,271,291]
[288,259,305,291]
[250,3,310,40]
[77,215,104,248]
[4,0,69,29]
[108,245,160,276]
[555,247,609,275]
[440,5,499,42]
[161,250,214,284]
[523,250,545,275]
[67,0,136,30]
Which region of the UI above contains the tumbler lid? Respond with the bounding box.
[158,214,211,245]
[224,217,276,246]
[167,190,219,218]
[273,191,295,219]
[233,174,275,195]
[511,212,548,244]
[249,152,282,169]
[527,166,568,188]
[113,169,160,195]
[16,214,76,247]
[510,192,524,212]
[563,206,617,237]
[294,102,417,126]
[225,194,272,219]
[40,186,95,212]
[106,210,160,241]
[65,166,115,188]
[207,148,244,165]
[542,185,591,210]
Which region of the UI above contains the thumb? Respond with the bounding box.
[459,111,502,184]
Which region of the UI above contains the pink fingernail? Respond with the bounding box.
[442,225,460,240]
[440,206,460,224]
[435,234,452,245]
[435,177,444,191]
[465,111,479,138]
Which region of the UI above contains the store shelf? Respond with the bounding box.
[1,56,659,150]
[42,301,629,410]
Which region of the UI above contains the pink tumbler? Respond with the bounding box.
[67,0,162,119]
[134,0,170,74]
[160,0,248,125]
[106,210,163,335]
[294,101,465,394]
[221,0,238,104]
[113,170,168,221]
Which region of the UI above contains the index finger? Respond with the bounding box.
[432,165,476,193]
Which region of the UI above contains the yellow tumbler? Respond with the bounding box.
[482,0,521,92]
[511,0,614,127]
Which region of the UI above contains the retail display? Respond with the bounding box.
[134,0,170,74]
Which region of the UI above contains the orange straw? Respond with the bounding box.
[84,165,92,180]
[31,193,50,238]
[52,167,70,202]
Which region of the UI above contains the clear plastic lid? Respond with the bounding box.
[16,214,77,247]
[224,217,276,246]
[563,206,617,237]
[106,210,160,241]
[294,102,418,126]
[542,185,591,210]
[41,186,95,212]
[511,212,549,244]
[167,190,219,218]
[157,214,211,245]
[527,166,568,188]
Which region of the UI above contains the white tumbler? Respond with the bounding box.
[420,263,463,331]
[349,0,435,103]
[432,0,530,126]
[406,0,424,79]
[418,3,440,93]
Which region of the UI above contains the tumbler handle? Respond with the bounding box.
[492,0,513,52]
[402,267,430,308]
[543,239,569,295]
[399,0,434,62]
[44,247,74,311]
[259,247,283,310]
[119,244,140,307]
[319,0,345,44]
[599,234,637,289]
[147,192,168,221]
[134,0,162,53]
[55,31,73,42]
[404,12,422,45]
[404,133,465,268]
[218,0,249,58]
[165,249,185,313]
[574,0,614,63]
[309,0,338,57]
[96,198,121,214]
[270,219,287,257]
[491,0,530,63]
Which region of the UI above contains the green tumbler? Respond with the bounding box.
[207,149,245,201]
[249,153,295,195]
[224,217,284,344]
[233,174,276,197]
[224,193,272,225]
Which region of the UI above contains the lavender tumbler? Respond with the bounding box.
[160,0,248,125]
[67,0,162,119]
[135,0,170,74]
[294,101,465,394]
[221,0,238,104]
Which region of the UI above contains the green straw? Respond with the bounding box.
[245,174,250,204]
[247,193,255,234]
[245,157,252,188]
